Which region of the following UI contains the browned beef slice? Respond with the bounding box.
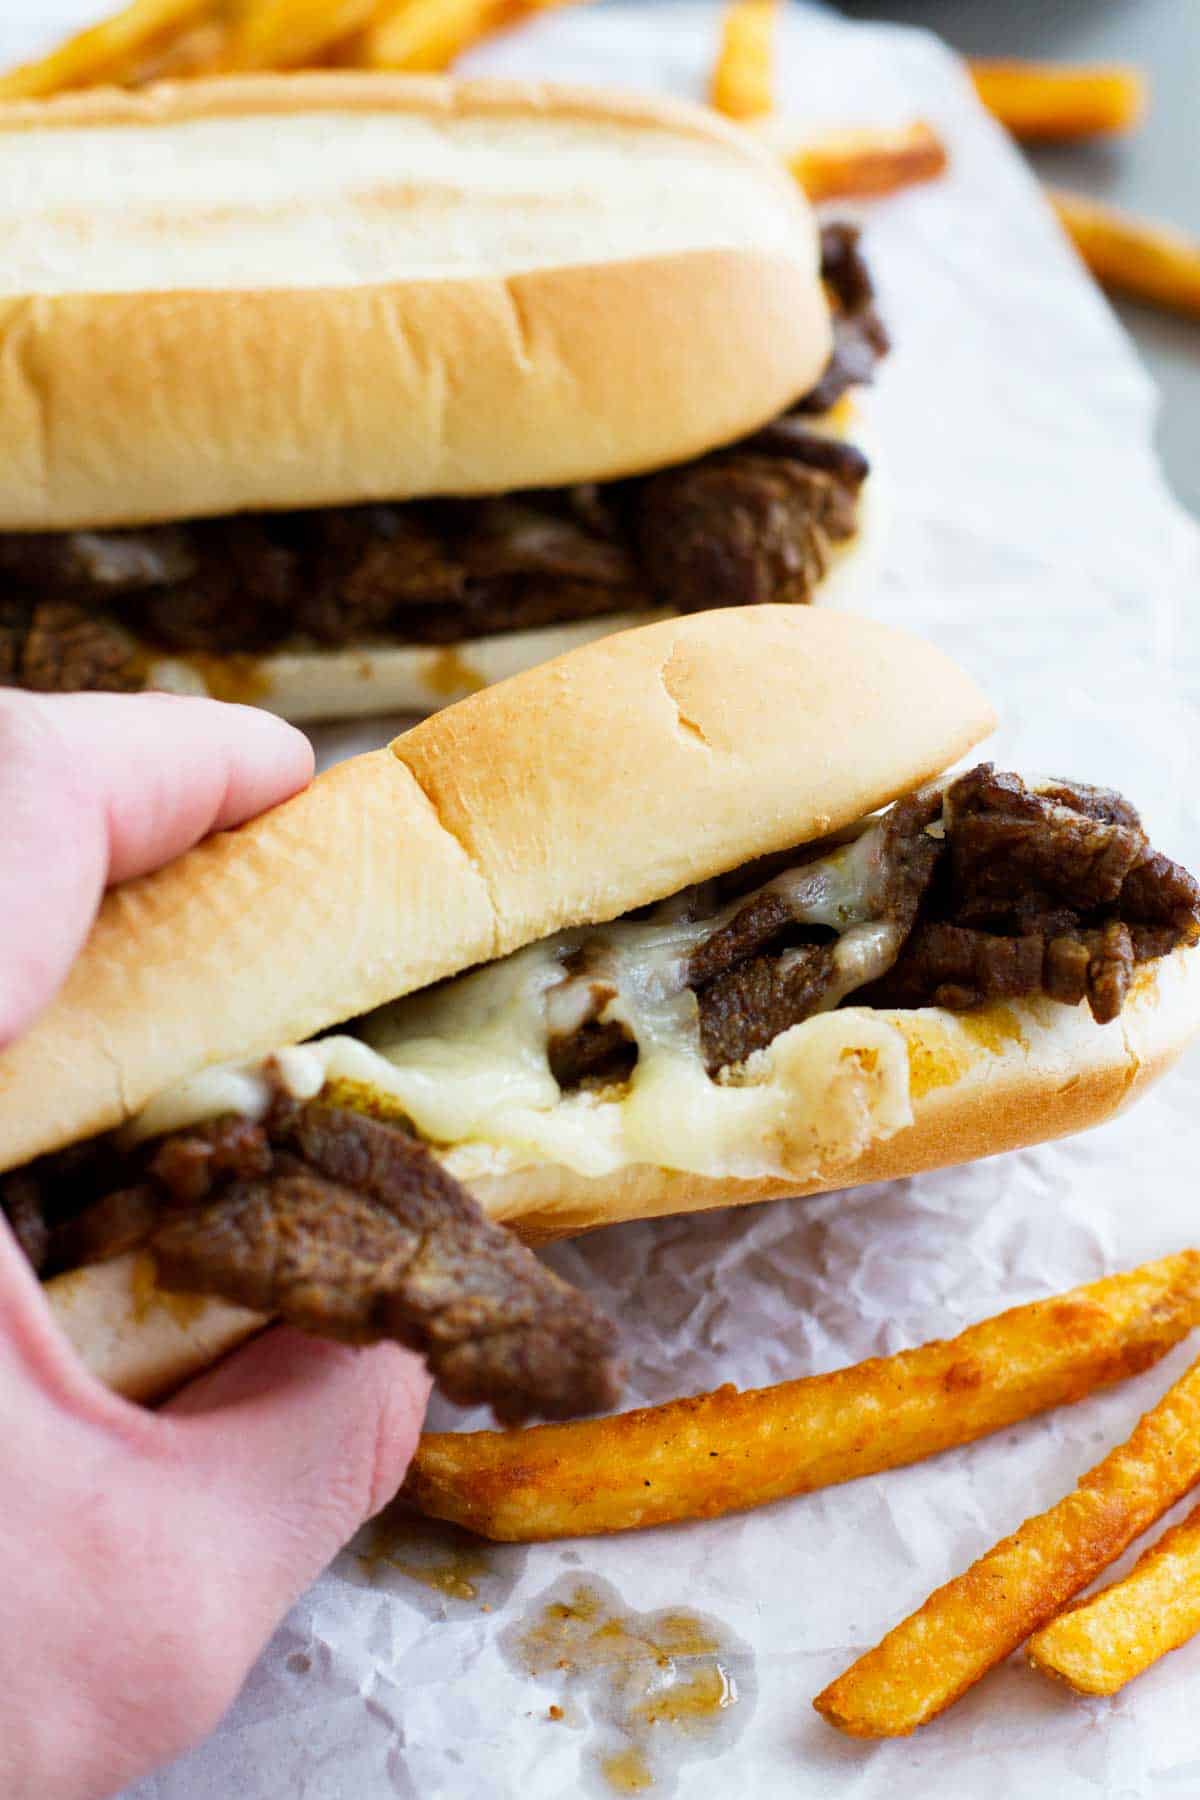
[1,1172,50,1273]
[151,1101,621,1425]
[796,222,891,416]
[459,498,637,587]
[637,456,854,613]
[3,1129,156,1272]
[136,517,299,654]
[150,1114,275,1203]
[943,764,1149,923]
[863,921,1047,1012]
[2,601,141,691]
[1044,934,1091,1005]
[698,943,837,1073]
[50,1187,161,1272]
[424,576,644,644]
[0,526,196,594]
[687,892,796,989]
[738,416,871,488]
[293,506,465,645]
[878,789,945,926]
[548,1018,637,1089]
[1121,850,1200,934]
[1036,779,1143,831]
[291,499,642,648]
[865,917,1142,1026]
[1087,920,1135,1024]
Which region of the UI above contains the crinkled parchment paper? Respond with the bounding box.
[7,3,1200,1793]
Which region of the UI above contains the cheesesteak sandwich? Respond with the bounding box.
[5,609,1199,1415]
[0,74,884,721]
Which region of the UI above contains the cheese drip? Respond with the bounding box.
[129,818,918,1183]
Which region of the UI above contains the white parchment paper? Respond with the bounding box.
[7,4,1200,1794]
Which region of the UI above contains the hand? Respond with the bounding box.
[0,692,432,1800]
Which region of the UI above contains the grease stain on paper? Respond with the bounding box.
[502,1574,755,1795]
[341,1502,527,1620]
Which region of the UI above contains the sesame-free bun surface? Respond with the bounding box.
[46,947,1200,1403]
[0,607,994,1173]
[0,73,830,531]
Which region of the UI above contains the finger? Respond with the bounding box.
[162,1330,431,1654]
[0,691,312,1047]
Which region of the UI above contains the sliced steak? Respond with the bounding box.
[878,789,944,927]
[863,769,1199,1022]
[0,525,196,594]
[1087,920,1136,1024]
[637,455,855,613]
[151,1100,621,1423]
[1036,779,1143,832]
[1121,850,1200,933]
[1,1172,50,1274]
[459,498,637,588]
[797,222,891,416]
[944,765,1149,923]
[698,942,838,1073]
[294,505,464,645]
[50,1186,161,1273]
[739,416,871,488]
[0,601,140,691]
[135,516,299,654]
[687,891,796,990]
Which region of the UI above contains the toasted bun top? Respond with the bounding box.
[0,73,830,530]
[0,609,994,1172]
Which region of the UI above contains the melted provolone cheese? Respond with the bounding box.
[128,816,920,1182]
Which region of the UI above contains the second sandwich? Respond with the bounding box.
[0,74,884,719]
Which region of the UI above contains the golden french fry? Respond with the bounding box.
[776,120,948,204]
[1029,1497,1200,1696]
[815,1346,1200,1738]
[0,0,214,99]
[710,0,778,121]
[406,1254,1200,1543]
[361,0,523,71]
[223,0,378,71]
[970,58,1146,142]
[126,17,233,82]
[1051,189,1200,323]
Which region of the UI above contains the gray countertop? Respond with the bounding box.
[837,0,1200,518]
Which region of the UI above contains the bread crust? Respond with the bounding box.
[0,74,829,530]
[0,607,994,1173]
[43,950,1200,1402]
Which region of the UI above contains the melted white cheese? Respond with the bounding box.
[128,818,919,1182]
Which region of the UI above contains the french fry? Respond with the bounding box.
[969,58,1146,142]
[778,119,948,204]
[360,0,526,72]
[126,17,233,82]
[406,1254,1200,1543]
[222,0,378,71]
[1051,189,1200,323]
[359,0,587,72]
[815,1346,1200,1738]
[710,0,778,122]
[0,0,214,99]
[1029,1498,1200,1696]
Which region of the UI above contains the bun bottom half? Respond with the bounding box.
[45,946,1198,1405]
